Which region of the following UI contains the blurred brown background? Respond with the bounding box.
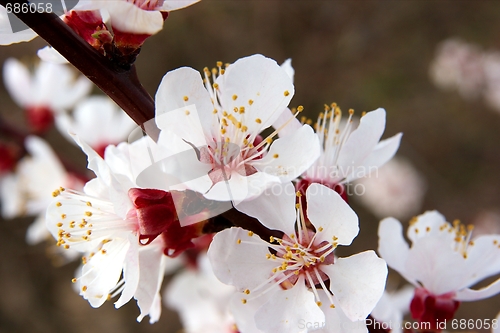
[1,0,500,332]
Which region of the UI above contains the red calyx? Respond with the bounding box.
[129,188,206,257]
[64,10,110,50]
[410,288,460,332]
[129,188,177,240]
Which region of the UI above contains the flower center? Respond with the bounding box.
[239,192,338,308]
[195,62,301,184]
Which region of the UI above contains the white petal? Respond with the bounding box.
[3,58,33,107]
[459,234,500,288]
[156,67,214,146]
[79,238,130,308]
[230,291,269,333]
[204,170,278,203]
[377,218,415,285]
[135,241,167,322]
[322,250,388,321]
[455,277,500,301]
[344,132,402,183]
[0,7,37,45]
[0,173,23,218]
[158,0,201,11]
[107,1,164,34]
[207,227,277,291]
[254,124,320,182]
[316,292,367,333]
[306,183,359,246]
[216,54,294,134]
[405,236,467,295]
[280,58,295,82]
[235,182,297,235]
[37,46,68,64]
[407,210,448,243]
[272,107,302,138]
[255,276,325,333]
[26,214,49,245]
[115,236,140,308]
[336,108,386,175]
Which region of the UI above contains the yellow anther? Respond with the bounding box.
[64,245,70,249]
[273,154,279,158]
[71,278,77,283]
[183,96,189,102]
[237,239,242,244]
[297,105,304,112]
[414,228,419,234]
[213,83,219,89]
[232,94,238,101]
[255,118,262,124]
[213,109,218,114]
[56,202,62,207]
[320,256,325,262]
[361,111,367,117]
[101,249,107,254]
[220,69,225,75]
[265,137,272,144]
[294,270,299,275]
[87,230,92,235]
[296,191,302,197]
[266,254,271,259]
[330,304,335,308]
[185,110,190,115]
[270,236,275,242]
[203,67,210,73]
[57,222,63,227]
[52,190,60,197]
[248,231,254,237]
[295,203,300,209]
[82,286,87,292]
[317,301,322,307]
[426,227,430,232]
[349,108,354,115]
[216,61,223,67]
[212,68,217,75]
[241,125,248,132]
[85,211,92,217]
[244,289,250,294]
[318,227,323,232]
[241,299,247,304]
[239,106,245,113]
[248,99,254,105]
[284,90,290,97]
[221,128,226,135]
[467,224,474,231]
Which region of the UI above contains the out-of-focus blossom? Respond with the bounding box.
[353,157,426,220]
[378,211,500,330]
[297,106,401,199]
[3,58,92,132]
[473,210,500,236]
[370,285,414,333]
[155,54,320,202]
[55,95,136,157]
[208,182,387,333]
[0,136,84,245]
[165,254,241,333]
[429,38,485,99]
